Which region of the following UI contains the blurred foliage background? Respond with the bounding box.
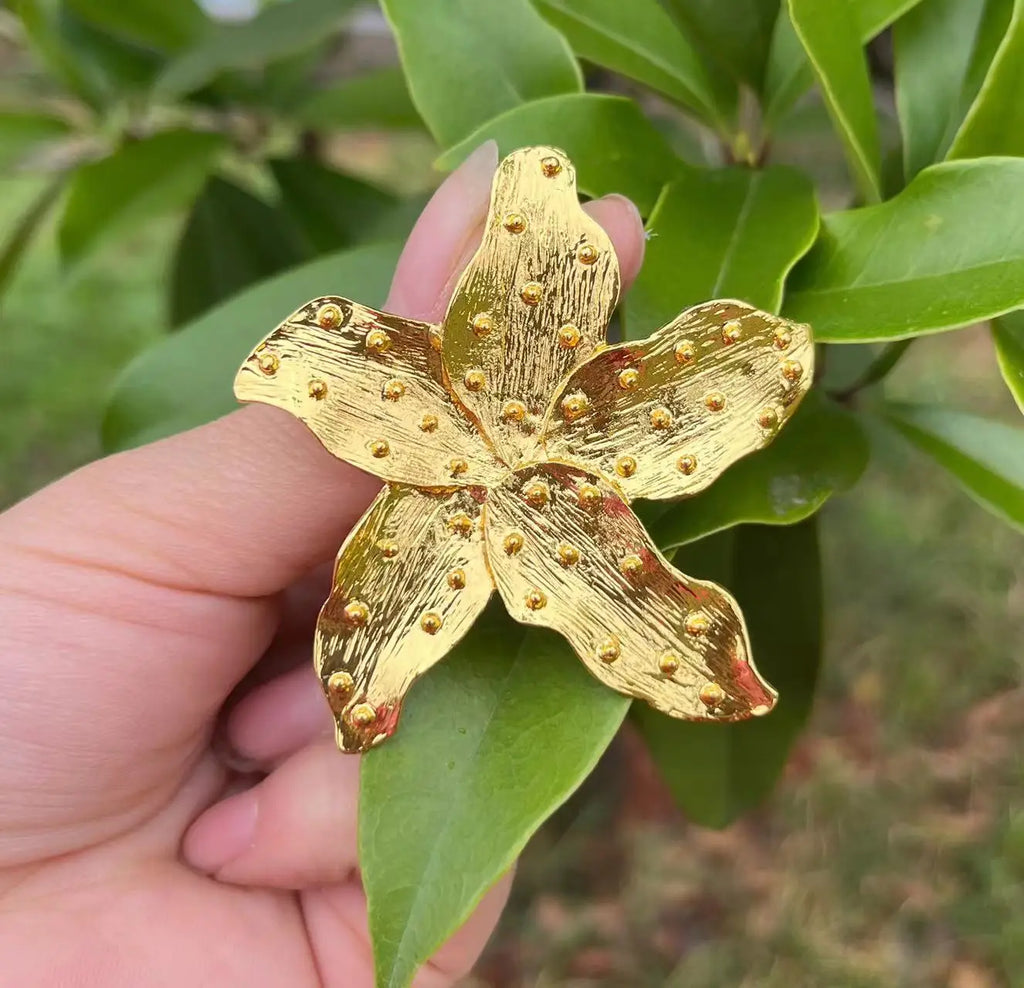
[2,0,1024,985]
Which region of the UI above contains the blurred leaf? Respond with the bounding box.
[154,0,357,100]
[436,94,681,214]
[270,158,398,253]
[883,404,1024,531]
[534,0,735,130]
[948,0,1024,159]
[381,0,581,146]
[624,163,818,334]
[993,312,1024,414]
[0,110,71,171]
[785,158,1024,341]
[66,0,206,51]
[649,392,868,549]
[103,241,402,451]
[658,0,779,88]
[169,176,309,327]
[0,174,65,301]
[293,66,422,130]
[893,0,988,179]
[636,519,822,828]
[58,130,226,271]
[789,0,881,202]
[361,605,629,988]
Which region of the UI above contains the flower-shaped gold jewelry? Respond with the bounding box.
[235,146,814,752]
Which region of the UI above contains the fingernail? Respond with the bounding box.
[184,790,258,874]
[454,139,499,184]
[602,193,644,230]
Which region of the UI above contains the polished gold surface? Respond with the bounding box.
[234,145,813,751]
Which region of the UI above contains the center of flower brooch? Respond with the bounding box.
[234,146,814,753]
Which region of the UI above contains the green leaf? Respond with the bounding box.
[381,0,581,147]
[270,158,398,253]
[893,0,989,179]
[623,163,819,335]
[883,403,1024,531]
[789,0,881,202]
[102,240,402,451]
[948,0,1024,159]
[0,110,71,172]
[785,158,1024,341]
[66,0,206,51]
[154,0,357,100]
[636,519,822,828]
[993,312,1024,414]
[435,94,681,214]
[533,0,735,130]
[169,176,309,327]
[360,605,629,988]
[293,66,422,131]
[649,392,868,550]
[58,130,225,270]
[0,174,65,300]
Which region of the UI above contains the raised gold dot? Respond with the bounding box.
[674,340,696,364]
[343,600,369,626]
[447,568,466,590]
[503,212,526,234]
[751,704,772,717]
[308,378,328,400]
[619,554,643,578]
[520,281,543,306]
[257,352,279,375]
[421,611,443,634]
[685,612,710,636]
[782,359,804,382]
[774,328,792,350]
[557,543,580,567]
[428,327,443,352]
[677,454,697,475]
[705,392,726,412]
[369,439,390,458]
[577,243,599,265]
[378,539,399,558]
[540,155,562,177]
[525,588,547,611]
[757,407,779,429]
[447,513,474,537]
[618,367,640,390]
[561,391,590,421]
[471,312,493,337]
[349,702,376,726]
[503,532,524,555]
[558,324,581,348]
[419,413,439,433]
[327,671,354,695]
[448,458,469,477]
[659,653,680,676]
[615,455,637,478]
[464,368,486,392]
[699,682,725,709]
[383,378,406,401]
[365,328,391,353]
[502,400,526,423]
[722,320,742,345]
[524,481,549,507]
[317,303,343,329]
[578,484,602,510]
[597,637,620,664]
[649,406,672,430]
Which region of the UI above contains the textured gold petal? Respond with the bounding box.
[441,146,620,465]
[540,300,814,500]
[235,296,504,488]
[484,463,776,721]
[316,483,493,752]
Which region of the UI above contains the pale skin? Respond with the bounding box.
[0,141,645,986]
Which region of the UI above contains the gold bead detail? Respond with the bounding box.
[503,532,524,555]
[317,303,343,329]
[503,212,526,234]
[447,513,474,537]
[383,378,406,401]
[722,320,742,345]
[757,407,779,429]
[378,539,399,558]
[471,312,493,337]
[705,392,726,412]
[557,543,580,567]
[677,454,697,475]
[782,359,804,382]
[561,391,590,421]
[327,671,354,695]
[343,601,369,626]
[774,328,792,350]
[257,352,279,375]
[597,637,620,664]
[699,682,725,709]
[520,281,543,306]
[615,455,637,478]
[365,328,391,353]
[447,568,466,590]
[308,378,328,400]
[540,155,562,177]
[659,654,680,676]
[674,340,696,364]
[619,554,643,578]
[558,323,581,348]
[685,612,710,636]
[577,243,599,265]
[464,368,486,392]
[448,458,468,477]
[369,439,390,458]
[349,703,376,726]
[649,406,672,430]
[618,367,640,390]
[578,484,602,510]
[525,481,549,507]
[421,611,443,634]
[419,413,439,433]
[525,589,547,611]
[502,400,526,422]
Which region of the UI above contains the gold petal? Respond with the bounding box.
[441,146,620,465]
[540,300,814,500]
[316,484,493,752]
[235,296,504,488]
[484,463,776,721]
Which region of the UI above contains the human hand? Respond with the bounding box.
[0,141,645,986]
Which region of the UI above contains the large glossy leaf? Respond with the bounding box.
[994,312,1024,414]
[154,0,357,100]
[948,0,1024,159]
[785,158,1024,341]
[883,404,1024,531]
[435,94,681,214]
[636,519,822,828]
[0,110,71,171]
[66,0,205,50]
[533,0,735,130]
[169,177,309,327]
[361,605,629,988]
[648,392,868,549]
[893,0,989,179]
[623,163,819,335]
[293,67,422,131]
[58,130,226,270]
[789,0,881,202]
[102,241,402,451]
[380,0,581,147]
[0,174,65,301]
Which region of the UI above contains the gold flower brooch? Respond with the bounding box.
[235,146,814,752]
